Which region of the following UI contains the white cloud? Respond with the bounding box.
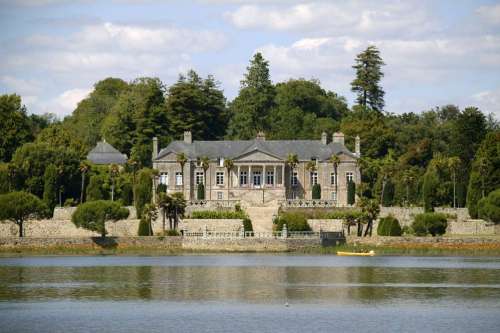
[37,88,92,117]
[225,2,436,37]
[476,4,500,25]
[472,88,500,118]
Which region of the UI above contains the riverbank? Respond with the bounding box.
[1,235,500,256]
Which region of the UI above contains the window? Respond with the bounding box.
[196,159,202,167]
[311,172,318,185]
[291,171,298,186]
[253,171,262,186]
[195,172,204,185]
[216,171,224,185]
[240,171,248,185]
[218,157,224,167]
[160,172,168,185]
[330,172,337,185]
[266,171,274,185]
[175,172,183,186]
[217,191,223,200]
[346,172,354,183]
[331,191,337,201]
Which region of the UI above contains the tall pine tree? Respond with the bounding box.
[351,45,385,112]
[226,53,275,139]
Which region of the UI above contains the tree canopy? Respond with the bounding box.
[0,191,49,237]
[72,200,129,237]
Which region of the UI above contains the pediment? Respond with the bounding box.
[234,149,282,162]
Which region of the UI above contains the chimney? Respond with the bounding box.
[152,137,158,159]
[355,135,361,157]
[332,132,345,146]
[256,131,266,141]
[321,132,328,145]
[184,131,192,144]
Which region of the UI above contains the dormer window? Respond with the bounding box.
[196,158,202,167]
[218,157,224,167]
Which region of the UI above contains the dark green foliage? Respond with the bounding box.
[120,180,134,206]
[412,213,448,236]
[312,183,321,199]
[138,218,153,236]
[381,179,394,206]
[72,200,129,237]
[422,163,439,212]
[226,53,276,139]
[0,94,34,162]
[377,215,402,236]
[190,210,247,219]
[10,142,81,199]
[467,132,500,218]
[347,181,356,205]
[157,183,167,193]
[86,175,107,202]
[167,70,228,140]
[243,218,253,232]
[43,164,58,212]
[166,229,180,236]
[273,212,312,232]
[134,168,153,218]
[197,183,205,200]
[0,191,49,237]
[351,45,385,112]
[0,163,10,194]
[478,189,500,224]
[451,107,487,167]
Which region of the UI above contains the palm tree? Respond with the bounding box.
[109,164,119,201]
[79,162,90,204]
[156,192,169,233]
[286,153,299,198]
[168,192,186,230]
[447,157,461,208]
[329,154,341,200]
[401,169,416,207]
[176,152,188,195]
[200,156,210,200]
[223,158,234,197]
[358,197,380,237]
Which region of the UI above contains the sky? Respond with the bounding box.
[1,0,500,119]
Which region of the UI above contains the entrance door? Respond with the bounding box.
[253,171,262,187]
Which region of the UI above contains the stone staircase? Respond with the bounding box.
[246,206,279,232]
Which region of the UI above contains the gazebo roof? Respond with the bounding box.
[87,140,128,165]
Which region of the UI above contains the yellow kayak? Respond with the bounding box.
[337,250,375,256]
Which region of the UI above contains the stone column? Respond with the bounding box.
[282,164,285,186]
[262,164,265,187]
[237,165,240,187]
[249,165,252,188]
[273,165,276,187]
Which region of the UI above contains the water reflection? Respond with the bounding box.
[1,256,500,306]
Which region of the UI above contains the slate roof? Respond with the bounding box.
[87,141,128,165]
[155,139,357,161]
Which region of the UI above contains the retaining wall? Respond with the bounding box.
[179,219,244,232]
[347,235,500,248]
[307,219,343,232]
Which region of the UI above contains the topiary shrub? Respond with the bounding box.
[273,212,311,231]
[377,215,402,236]
[412,213,448,236]
[478,189,500,224]
[197,183,205,200]
[243,217,253,232]
[72,200,129,238]
[312,184,321,199]
[347,180,356,205]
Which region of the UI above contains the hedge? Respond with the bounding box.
[412,213,448,236]
[273,212,311,232]
[377,215,402,236]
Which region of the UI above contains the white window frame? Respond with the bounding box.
[195,172,204,185]
[217,191,223,200]
[311,172,318,186]
[346,171,354,183]
[331,191,337,201]
[330,172,337,186]
[266,171,274,185]
[175,172,183,186]
[291,171,298,186]
[216,171,224,185]
[240,171,248,185]
[160,172,169,185]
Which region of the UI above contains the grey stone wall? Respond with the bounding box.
[447,220,498,235]
[181,237,321,252]
[347,235,500,247]
[307,219,343,232]
[179,219,244,232]
[378,207,470,227]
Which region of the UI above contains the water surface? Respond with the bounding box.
[1,255,499,332]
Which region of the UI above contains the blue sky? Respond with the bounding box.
[1,0,500,118]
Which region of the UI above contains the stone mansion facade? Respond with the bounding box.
[152,131,361,206]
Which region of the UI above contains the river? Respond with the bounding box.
[1,255,499,332]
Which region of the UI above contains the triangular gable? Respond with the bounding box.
[233,148,282,162]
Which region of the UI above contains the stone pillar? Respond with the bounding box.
[321,132,327,145]
[152,176,157,203]
[262,164,265,186]
[282,224,288,239]
[152,137,158,160]
[282,164,285,186]
[249,165,252,188]
[237,165,241,187]
[273,165,276,187]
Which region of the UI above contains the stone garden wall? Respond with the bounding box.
[179,219,244,232]
[307,219,343,232]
